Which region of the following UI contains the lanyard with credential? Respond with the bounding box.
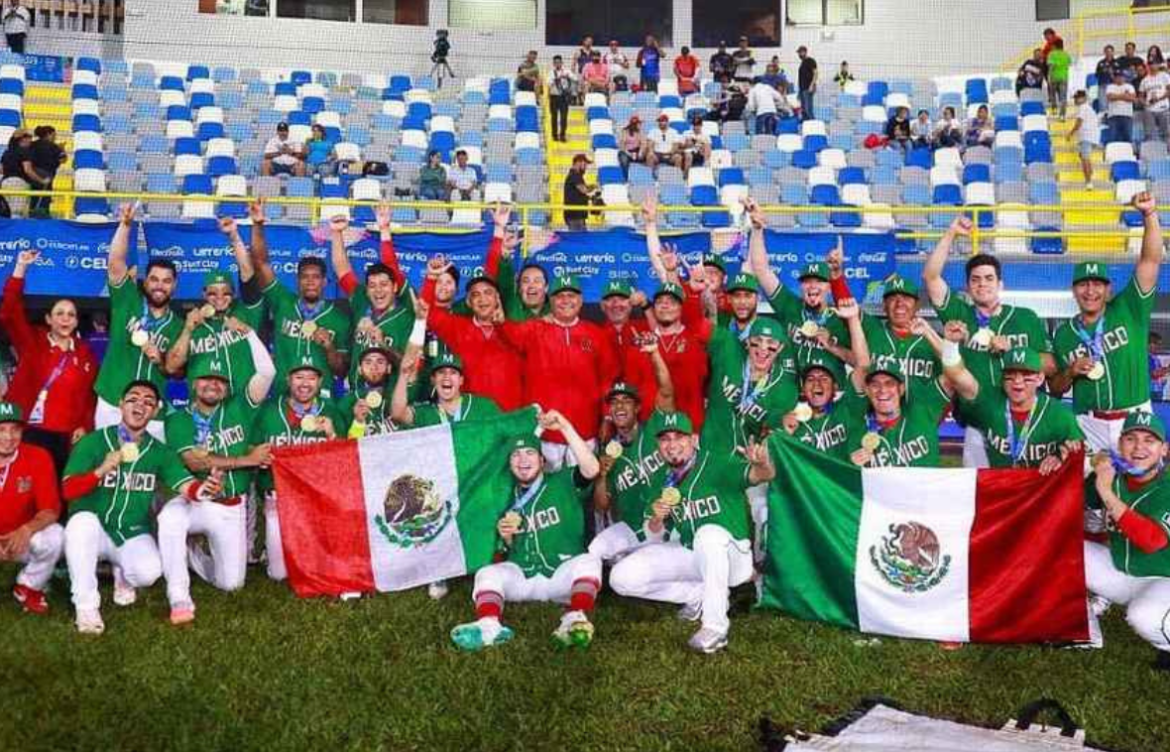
[29,350,73,424]
[1003,400,1038,465]
[509,475,545,513]
[192,407,218,448]
[1071,314,1105,361]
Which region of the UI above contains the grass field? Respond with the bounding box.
[1,565,1167,752]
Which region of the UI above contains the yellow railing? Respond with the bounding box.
[1003,4,1170,72]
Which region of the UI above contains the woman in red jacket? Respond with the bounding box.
[0,249,98,474]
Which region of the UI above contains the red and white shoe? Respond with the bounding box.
[169,602,196,626]
[13,584,49,615]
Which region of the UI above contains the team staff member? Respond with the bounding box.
[94,204,183,438]
[0,402,63,615]
[1050,193,1164,453]
[1,249,98,473]
[451,411,602,652]
[923,216,1055,467]
[1084,412,1170,668]
[250,357,344,582]
[341,346,398,438]
[159,322,275,626]
[609,411,776,654]
[63,381,219,635]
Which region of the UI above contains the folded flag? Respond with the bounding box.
[272,408,537,598]
[760,435,1089,644]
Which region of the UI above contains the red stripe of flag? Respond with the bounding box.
[968,453,1089,643]
[272,440,375,598]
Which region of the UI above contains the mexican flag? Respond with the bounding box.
[271,408,537,597]
[761,435,1089,643]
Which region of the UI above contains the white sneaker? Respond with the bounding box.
[677,600,702,622]
[1089,595,1112,617]
[451,616,513,652]
[551,610,594,649]
[76,609,105,635]
[428,581,449,600]
[688,626,728,654]
[112,567,136,607]
[1085,181,1094,191]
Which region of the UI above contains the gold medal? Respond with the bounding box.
[604,440,623,459]
[300,415,319,433]
[503,511,523,529]
[130,329,149,348]
[799,320,820,338]
[970,327,992,347]
[364,391,383,409]
[120,442,140,463]
[1087,362,1106,381]
[793,403,813,423]
[661,487,682,506]
[301,321,319,339]
[358,316,375,333]
[861,432,882,451]
[200,303,216,319]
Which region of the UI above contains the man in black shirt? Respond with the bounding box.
[1096,45,1118,113]
[797,46,818,122]
[710,42,733,84]
[563,153,599,232]
[1117,41,1144,83]
[1016,49,1047,95]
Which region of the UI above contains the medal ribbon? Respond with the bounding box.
[436,395,469,425]
[729,319,751,343]
[138,298,168,334]
[664,455,697,489]
[0,450,16,492]
[1003,401,1038,464]
[289,399,322,426]
[29,350,73,424]
[192,406,217,447]
[1109,451,1154,477]
[298,298,324,321]
[508,475,545,512]
[1071,315,1106,361]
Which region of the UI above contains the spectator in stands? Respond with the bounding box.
[710,41,733,84]
[418,149,447,200]
[934,106,963,148]
[1069,90,1101,190]
[1150,331,1169,401]
[1097,45,1119,113]
[548,55,575,143]
[746,77,790,136]
[1040,27,1063,61]
[637,35,663,93]
[674,46,701,96]
[516,50,543,96]
[681,115,712,171]
[885,107,912,153]
[758,62,789,94]
[833,61,855,89]
[706,81,747,123]
[28,126,64,219]
[1107,68,1138,144]
[304,124,337,178]
[1140,60,1170,142]
[732,37,755,83]
[604,40,631,92]
[647,113,683,172]
[2,0,30,55]
[797,46,818,121]
[1047,39,1071,119]
[618,116,649,178]
[446,149,479,202]
[1,129,45,215]
[910,109,933,148]
[965,104,995,148]
[563,153,600,232]
[1016,49,1047,96]
[260,122,305,177]
[576,36,596,74]
[583,50,611,97]
[1118,41,1143,82]
[1149,44,1165,69]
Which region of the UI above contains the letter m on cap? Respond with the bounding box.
[1136,412,1153,427]
[663,413,680,427]
[1010,350,1026,365]
[1086,263,1101,276]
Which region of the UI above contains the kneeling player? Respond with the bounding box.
[451,410,602,651]
[609,411,775,654]
[342,345,398,438]
[1084,412,1170,668]
[63,381,219,634]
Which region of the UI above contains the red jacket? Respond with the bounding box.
[499,317,619,442]
[0,277,97,435]
[604,320,657,422]
[0,443,60,534]
[648,288,712,431]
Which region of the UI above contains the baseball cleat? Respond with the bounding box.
[169,603,196,626]
[677,600,702,622]
[13,585,49,615]
[112,568,136,607]
[687,627,728,654]
[75,609,105,635]
[551,610,594,649]
[427,581,449,600]
[451,618,513,652]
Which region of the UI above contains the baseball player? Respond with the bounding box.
[859,275,943,406]
[63,381,219,634]
[1083,411,1170,669]
[93,203,184,439]
[608,410,776,654]
[340,346,399,438]
[451,410,602,651]
[480,203,549,322]
[957,347,1083,472]
[1050,193,1164,453]
[636,281,712,431]
[392,345,501,429]
[0,402,63,615]
[250,357,345,581]
[923,216,1056,467]
[165,217,267,396]
[158,322,275,626]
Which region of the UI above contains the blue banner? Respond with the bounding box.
[0,218,128,297]
[759,230,897,306]
[25,54,67,83]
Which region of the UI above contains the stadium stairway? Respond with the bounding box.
[1051,118,1119,253]
[546,105,595,227]
[21,82,74,218]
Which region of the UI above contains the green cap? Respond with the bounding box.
[602,279,633,299]
[1073,261,1111,285]
[747,317,784,341]
[882,275,920,299]
[726,273,760,294]
[289,355,323,376]
[509,433,542,453]
[799,262,830,282]
[0,401,24,424]
[1121,411,1166,442]
[799,353,845,383]
[653,282,685,303]
[1002,347,1042,374]
[606,381,640,401]
[701,252,726,273]
[202,270,234,289]
[866,358,906,384]
[188,357,230,382]
[655,410,695,437]
[429,351,464,374]
[549,274,582,295]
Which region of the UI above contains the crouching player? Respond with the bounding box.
[609,411,776,654]
[451,410,602,651]
[1084,411,1170,669]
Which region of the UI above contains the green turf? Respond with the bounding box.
[1,566,1167,752]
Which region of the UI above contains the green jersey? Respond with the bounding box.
[346,284,415,387]
[842,378,951,468]
[1053,278,1155,414]
[94,276,185,406]
[791,404,865,461]
[702,328,799,456]
[767,286,851,365]
[1085,471,1170,577]
[959,390,1082,469]
[250,396,346,494]
[338,386,397,437]
[261,279,351,397]
[862,315,942,403]
[645,449,754,548]
[503,468,588,578]
[603,412,668,527]
[1047,49,1071,83]
[183,302,267,396]
[411,394,501,428]
[498,254,549,322]
[64,427,194,546]
[165,391,263,497]
[935,290,1053,392]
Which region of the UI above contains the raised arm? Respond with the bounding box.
[540,410,600,479]
[225,213,255,283]
[646,340,675,413]
[374,202,406,290]
[390,339,423,427]
[242,325,276,405]
[249,209,276,289]
[836,298,871,394]
[328,214,355,294]
[107,202,137,284]
[922,216,972,308]
[744,198,781,297]
[911,317,979,401]
[1,250,38,353]
[642,195,675,284]
[165,307,205,376]
[1131,192,1163,294]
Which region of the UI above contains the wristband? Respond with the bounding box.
[409,319,427,346]
[941,341,962,368]
[348,422,367,439]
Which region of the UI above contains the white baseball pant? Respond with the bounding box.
[94,397,166,442]
[748,483,768,564]
[472,553,602,604]
[609,524,753,634]
[962,426,990,468]
[588,521,642,561]
[540,439,598,473]
[65,511,162,611]
[1077,402,1152,456]
[5,523,64,591]
[158,496,247,607]
[1085,541,1170,652]
[264,492,287,581]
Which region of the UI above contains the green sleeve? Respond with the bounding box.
[726,454,753,492]
[839,385,870,414]
[766,285,801,326]
[261,278,295,314]
[234,298,267,330]
[934,286,971,324]
[1022,309,1054,354]
[497,254,524,321]
[1062,405,1085,441]
[330,310,353,355]
[1052,324,1073,370]
[158,446,197,491]
[1115,276,1157,322]
[63,433,103,477]
[336,393,357,431]
[920,377,954,420]
[107,275,140,328]
[249,404,273,445]
[824,315,851,348]
[165,413,197,454]
[411,403,441,428]
[350,282,370,310]
[324,401,347,433]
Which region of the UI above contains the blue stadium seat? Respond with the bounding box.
[748,166,773,186]
[247,81,270,97]
[1029,181,1059,204]
[629,164,654,185]
[804,134,828,152]
[302,96,325,114]
[905,148,931,170]
[1020,101,1045,116]
[599,166,624,185]
[592,134,618,150]
[166,105,192,121]
[407,101,432,121]
[274,81,296,96]
[1147,159,1170,181]
[1031,227,1063,255]
[290,70,312,86]
[146,173,177,194]
[810,184,840,205]
[74,197,110,217]
[867,81,889,102]
[213,66,237,83]
[430,131,456,155]
[287,110,311,126]
[962,164,991,184]
[71,114,101,133]
[320,179,347,200]
[872,165,898,185]
[72,83,98,100]
[932,185,963,205]
[994,160,1023,183]
[76,57,102,75]
[0,78,23,96]
[791,149,818,169]
[186,65,210,81]
[159,76,184,91]
[287,177,316,197]
[718,167,745,186]
[140,135,169,153]
[190,92,214,110]
[73,150,104,170]
[1111,160,1140,182]
[108,152,137,172]
[389,74,412,94]
[106,114,132,134]
[777,117,800,134]
[994,116,1019,132]
[0,109,19,128]
[515,108,539,132]
[762,150,788,169]
[725,133,749,152]
[226,123,253,142]
[1024,143,1052,164]
[781,184,807,204]
[965,79,989,104]
[217,196,247,219]
[691,185,728,228]
[198,122,225,141]
[183,174,214,194]
[208,156,238,177]
[838,167,866,185]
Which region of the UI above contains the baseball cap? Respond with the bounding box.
[606,381,641,402]
[1073,261,1111,285]
[289,355,323,376]
[726,273,759,294]
[430,351,463,374]
[799,262,830,282]
[701,252,726,274]
[464,271,500,291]
[0,401,24,425]
[1122,411,1166,442]
[509,433,542,453]
[549,274,582,295]
[202,270,233,289]
[882,275,920,299]
[866,359,906,384]
[655,411,695,437]
[799,353,845,383]
[276,122,289,131]
[653,282,685,303]
[747,317,784,341]
[188,358,230,382]
[602,279,633,299]
[1002,347,1042,374]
